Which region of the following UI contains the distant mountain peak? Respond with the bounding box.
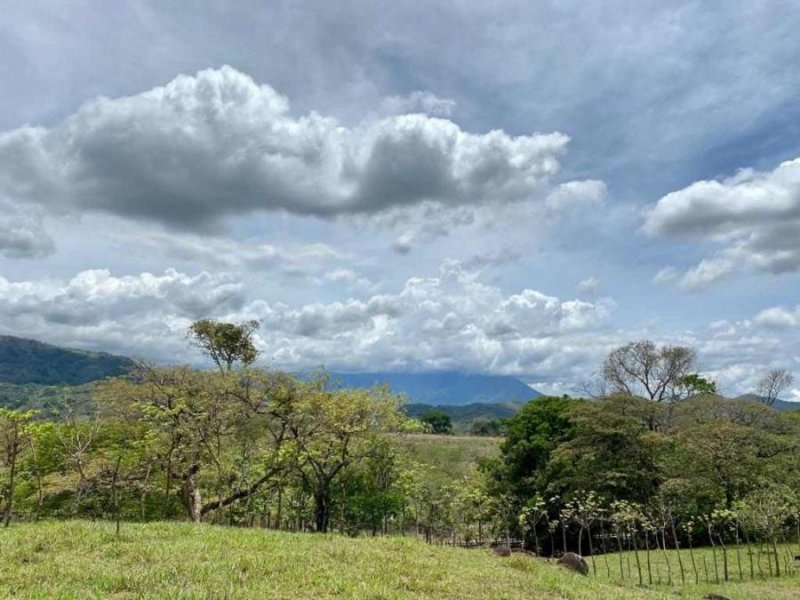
[324,370,541,405]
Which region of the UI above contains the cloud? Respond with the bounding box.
[652,267,678,285]
[0,66,569,232]
[577,276,601,295]
[0,201,54,259]
[242,259,613,374]
[126,231,346,277]
[692,317,800,396]
[379,178,605,253]
[1,260,797,396]
[379,91,456,117]
[545,180,606,212]
[0,268,245,359]
[0,260,612,376]
[645,157,800,286]
[678,256,736,291]
[755,305,800,329]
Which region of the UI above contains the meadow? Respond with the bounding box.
[2,520,799,600]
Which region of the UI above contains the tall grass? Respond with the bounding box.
[1,520,799,599]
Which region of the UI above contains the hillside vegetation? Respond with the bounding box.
[3,520,798,600]
[0,335,134,385]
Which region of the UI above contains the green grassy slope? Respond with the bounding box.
[7,521,799,599]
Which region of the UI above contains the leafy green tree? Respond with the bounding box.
[420,410,452,435]
[547,396,666,503]
[278,383,406,533]
[496,396,578,498]
[677,373,717,397]
[188,319,260,372]
[96,366,291,522]
[0,408,35,526]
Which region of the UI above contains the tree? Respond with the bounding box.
[735,486,797,577]
[756,369,793,406]
[0,409,35,527]
[494,396,578,498]
[420,410,452,435]
[549,396,665,503]
[279,383,406,533]
[602,340,696,402]
[96,366,292,522]
[677,373,717,397]
[470,418,507,437]
[188,319,260,372]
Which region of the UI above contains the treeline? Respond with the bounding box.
[0,366,418,534]
[482,395,800,575]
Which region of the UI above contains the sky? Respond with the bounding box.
[2,0,800,397]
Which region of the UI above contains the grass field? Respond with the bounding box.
[587,541,800,599]
[1,521,799,599]
[399,433,501,485]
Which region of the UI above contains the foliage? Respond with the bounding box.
[420,410,453,434]
[187,319,260,372]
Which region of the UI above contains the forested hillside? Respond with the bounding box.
[0,335,135,385]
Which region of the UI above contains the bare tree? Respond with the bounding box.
[755,369,793,406]
[602,340,696,402]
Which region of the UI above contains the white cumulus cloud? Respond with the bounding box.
[0,66,570,233]
[645,157,800,287]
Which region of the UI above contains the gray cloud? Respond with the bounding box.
[0,66,569,231]
[645,158,800,288]
[0,201,54,259]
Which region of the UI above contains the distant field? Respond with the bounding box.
[399,433,502,485]
[1,521,798,599]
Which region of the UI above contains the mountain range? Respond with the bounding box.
[1,335,797,412]
[0,335,541,406]
[324,371,540,406]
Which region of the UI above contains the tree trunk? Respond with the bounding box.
[140,464,152,521]
[29,439,44,522]
[2,446,17,527]
[111,455,122,536]
[314,490,331,533]
[772,537,781,577]
[181,465,202,523]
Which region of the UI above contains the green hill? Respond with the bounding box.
[0,335,136,385]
